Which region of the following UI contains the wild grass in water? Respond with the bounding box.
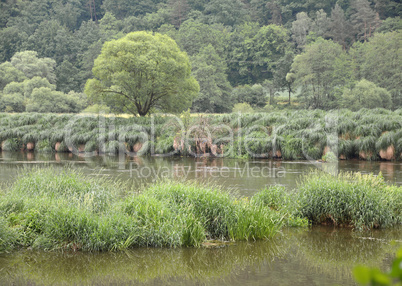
[0,168,283,252]
[296,171,402,230]
[252,186,309,227]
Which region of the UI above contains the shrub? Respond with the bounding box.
[143,181,282,240]
[36,139,52,153]
[232,103,254,113]
[0,216,17,252]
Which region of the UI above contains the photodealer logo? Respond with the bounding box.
[63,110,338,177]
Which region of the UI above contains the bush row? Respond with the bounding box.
[0,108,401,160]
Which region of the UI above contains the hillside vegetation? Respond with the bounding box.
[0,0,400,113]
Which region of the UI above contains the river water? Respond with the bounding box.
[0,151,401,285]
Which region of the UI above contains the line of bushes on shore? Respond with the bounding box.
[1,109,402,161]
[1,167,401,253]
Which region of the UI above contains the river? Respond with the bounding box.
[0,151,401,285]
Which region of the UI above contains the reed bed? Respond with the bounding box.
[296,171,402,230]
[1,167,401,252]
[251,171,402,230]
[0,168,283,252]
[0,109,401,160]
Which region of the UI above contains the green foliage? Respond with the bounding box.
[0,168,283,252]
[0,62,27,90]
[0,109,401,160]
[230,84,267,108]
[355,32,402,107]
[82,104,111,114]
[26,87,83,113]
[1,138,20,151]
[9,51,57,84]
[281,136,303,160]
[232,103,254,113]
[36,139,52,153]
[0,93,25,112]
[297,171,402,230]
[354,248,402,286]
[0,0,400,112]
[291,38,353,109]
[252,186,309,227]
[0,216,17,252]
[191,44,232,113]
[341,79,393,110]
[144,181,283,241]
[228,24,291,85]
[85,31,200,116]
[322,151,338,162]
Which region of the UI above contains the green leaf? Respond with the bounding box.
[353,265,371,284]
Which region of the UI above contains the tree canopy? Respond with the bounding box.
[85,31,199,116]
[0,0,401,112]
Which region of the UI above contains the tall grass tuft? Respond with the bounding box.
[296,171,402,230]
[1,138,20,151]
[252,186,309,227]
[0,216,17,252]
[143,182,283,241]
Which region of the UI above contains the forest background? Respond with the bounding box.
[0,0,400,114]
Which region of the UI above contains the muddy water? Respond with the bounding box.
[0,152,401,285]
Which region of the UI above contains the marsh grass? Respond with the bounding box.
[297,171,402,230]
[1,138,20,151]
[252,186,309,227]
[1,110,402,160]
[0,168,283,252]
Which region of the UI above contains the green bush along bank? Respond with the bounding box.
[0,108,402,161]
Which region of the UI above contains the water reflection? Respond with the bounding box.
[0,227,400,286]
[0,153,401,285]
[1,152,401,196]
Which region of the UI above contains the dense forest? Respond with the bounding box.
[0,0,401,114]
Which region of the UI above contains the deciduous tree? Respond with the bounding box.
[85,31,199,116]
[191,45,232,113]
[291,38,352,109]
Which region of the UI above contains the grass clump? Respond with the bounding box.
[297,171,402,230]
[322,151,338,162]
[1,138,20,151]
[36,139,52,153]
[0,216,17,252]
[142,182,283,242]
[0,168,283,252]
[252,185,309,227]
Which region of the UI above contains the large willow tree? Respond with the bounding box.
[85,31,199,116]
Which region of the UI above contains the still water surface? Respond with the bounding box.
[0,152,401,285]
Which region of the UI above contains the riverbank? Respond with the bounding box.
[0,109,401,161]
